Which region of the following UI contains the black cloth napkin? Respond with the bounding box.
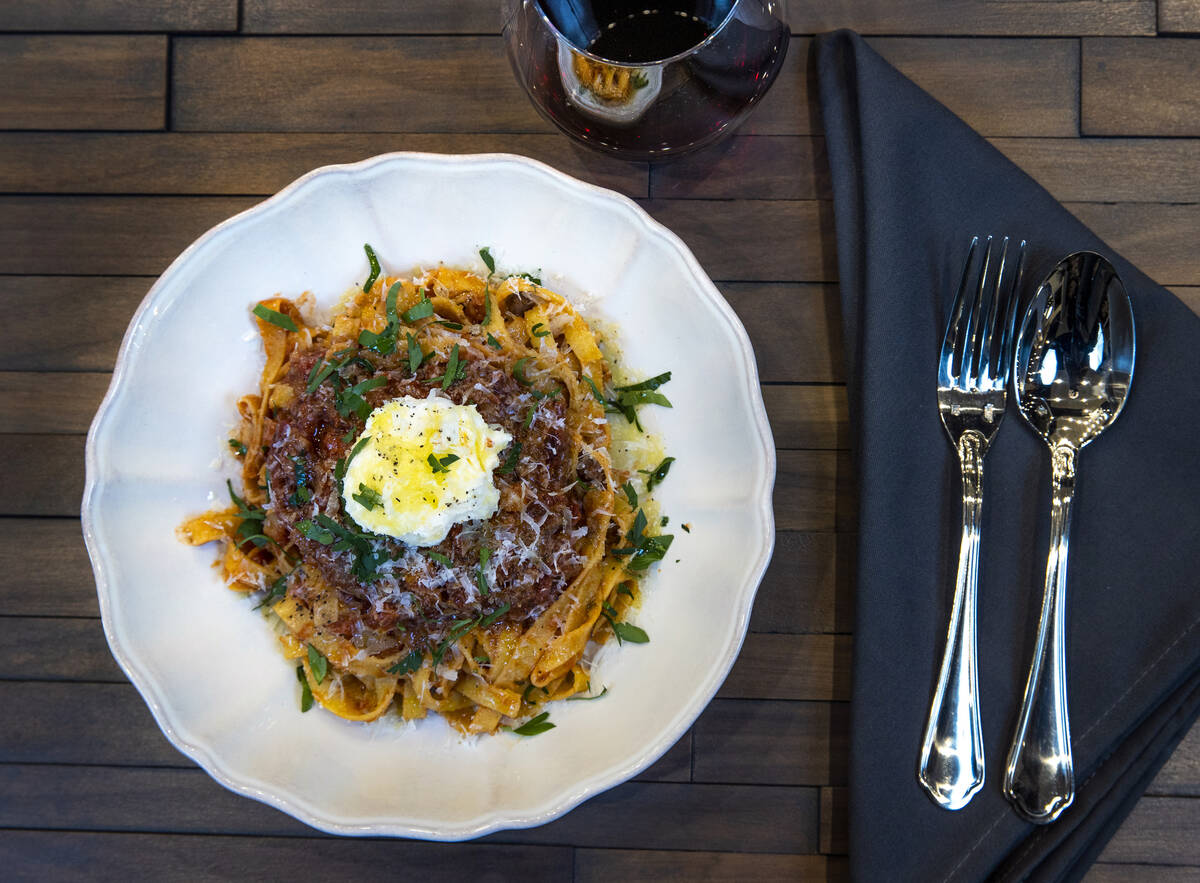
[814,30,1200,881]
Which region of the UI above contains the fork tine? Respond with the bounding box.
[939,235,982,387]
[996,240,1027,385]
[962,235,995,386]
[977,236,1010,387]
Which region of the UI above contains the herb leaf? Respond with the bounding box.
[568,686,609,701]
[306,644,329,684]
[531,322,550,338]
[639,456,675,491]
[352,482,382,510]
[296,664,314,712]
[252,304,298,332]
[477,546,492,595]
[479,246,496,275]
[622,482,638,508]
[427,452,460,474]
[513,357,533,386]
[512,711,555,736]
[228,438,247,456]
[362,243,381,293]
[486,332,502,350]
[613,622,650,643]
[387,649,423,676]
[402,297,434,323]
[426,550,453,567]
[615,372,671,392]
[297,520,335,545]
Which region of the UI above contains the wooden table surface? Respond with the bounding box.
[3,2,1199,879]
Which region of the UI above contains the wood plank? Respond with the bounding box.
[0,132,647,199]
[1148,720,1200,797]
[650,136,830,201]
[0,1,236,31]
[1159,1,1200,33]
[1172,287,1200,317]
[787,1,1154,36]
[172,37,550,133]
[243,0,499,34]
[1083,38,1200,136]
[692,699,847,786]
[0,677,690,781]
[820,786,848,855]
[1066,202,1200,286]
[1096,796,1200,865]
[764,385,849,451]
[0,434,85,517]
[0,197,258,276]
[719,634,852,702]
[0,36,166,131]
[575,849,839,882]
[720,284,845,384]
[0,618,123,683]
[873,38,1079,138]
[775,450,855,533]
[643,200,835,283]
[0,520,97,618]
[0,831,572,880]
[750,531,855,635]
[1085,864,1200,882]
[1,277,148,373]
[0,372,110,435]
[991,137,1200,204]
[0,764,818,852]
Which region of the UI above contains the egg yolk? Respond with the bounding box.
[341,395,513,547]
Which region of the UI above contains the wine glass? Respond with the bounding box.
[502,0,790,160]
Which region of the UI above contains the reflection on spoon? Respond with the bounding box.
[1004,251,1135,824]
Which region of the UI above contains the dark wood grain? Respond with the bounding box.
[775,450,856,533]
[0,764,819,852]
[1067,202,1200,286]
[0,1,236,31]
[0,132,647,198]
[0,520,96,617]
[764,385,849,450]
[1096,796,1200,864]
[1083,38,1200,136]
[0,197,259,276]
[720,284,845,383]
[1,277,149,373]
[651,136,830,200]
[0,831,572,880]
[787,0,1155,36]
[693,699,848,785]
[1159,0,1200,32]
[750,531,855,635]
[0,434,85,517]
[575,849,844,882]
[0,36,166,131]
[0,372,110,434]
[820,786,848,855]
[173,37,550,133]
[0,618,124,683]
[719,634,853,701]
[243,0,500,34]
[1085,863,1200,882]
[1150,723,1200,797]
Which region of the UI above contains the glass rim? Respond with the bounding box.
[522,0,744,69]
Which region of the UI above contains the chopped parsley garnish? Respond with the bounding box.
[568,686,609,701]
[387,649,423,676]
[682,523,691,533]
[483,291,493,325]
[486,332,502,349]
[296,664,314,712]
[443,344,463,390]
[431,602,511,669]
[616,372,672,393]
[406,332,423,373]
[479,246,496,275]
[513,357,533,386]
[312,514,388,582]
[402,296,434,324]
[306,644,329,684]
[252,303,298,332]
[254,570,291,610]
[362,243,381,293]
[297,519,335,545]
[516,271,542,285]
[498,441,521,474]
[427,453,460,474]
[228,438,247,456]
[289,455,312,505]
[639,456,675,491]
[341,428,357,444]
[522,404,537,430]
[511,711,555,736]
[531,322,550,338]
[582,375,605,403]
[347,435,371,463]
[477,546,492,595]
[622,482,638,508]
[352,482,382,510]
[425,550,453,567]
[612,508,674,571]
[227,480,272,550]
[600,602,650,645]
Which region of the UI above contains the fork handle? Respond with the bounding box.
[1004,443,1077,824]
[918,431,987,810]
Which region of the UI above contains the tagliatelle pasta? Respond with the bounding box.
[179,254,673,735]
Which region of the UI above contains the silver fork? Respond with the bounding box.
[918,235,1025,810]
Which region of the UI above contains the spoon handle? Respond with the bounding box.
[918,432,986,810]
[1004,443,1077,824]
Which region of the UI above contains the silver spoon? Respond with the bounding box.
[1004,251,1135,824]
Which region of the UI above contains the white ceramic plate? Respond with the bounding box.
[83,153,775,839]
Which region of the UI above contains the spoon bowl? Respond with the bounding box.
[1003,251,1135,824]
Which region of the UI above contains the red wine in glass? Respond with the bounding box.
[503,0,790,159]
